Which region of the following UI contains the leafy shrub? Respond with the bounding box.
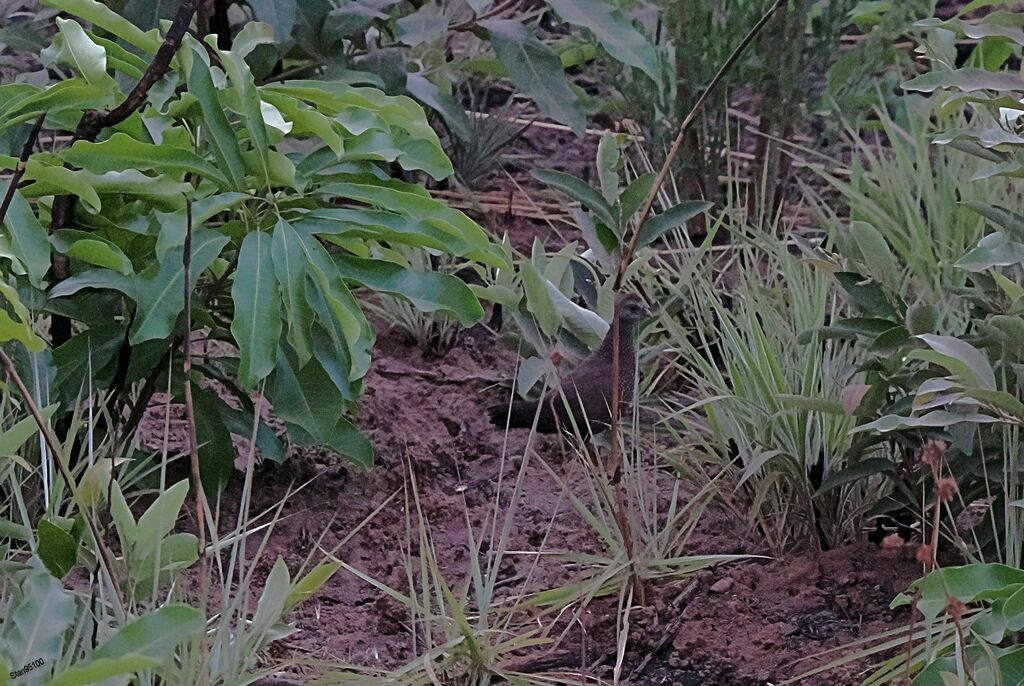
[0,0,515,484]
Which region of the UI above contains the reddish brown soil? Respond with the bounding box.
[175,319,923,686]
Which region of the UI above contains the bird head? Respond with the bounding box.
[616,293,651,324]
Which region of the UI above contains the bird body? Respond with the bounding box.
[490,294,649,434]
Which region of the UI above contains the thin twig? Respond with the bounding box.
[0,347,126,618]
[48,0,198,346]
[606,0,786,481]
[181,200,211,684]
[0,111,46,224]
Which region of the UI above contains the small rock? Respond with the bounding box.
[709,577,734,593]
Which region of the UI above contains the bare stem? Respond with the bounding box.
[181,200,211,684]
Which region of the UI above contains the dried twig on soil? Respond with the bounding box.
[627,579,702,681]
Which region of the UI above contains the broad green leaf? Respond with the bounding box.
[191,386,236,495]
[129,229,230,344]
[48,268,134,299]
[285,560,341,612]
[850,221,900,291]
[858,410,998,433]
[0,408,55,457]
[41,0,158,53]
[2,80,115,132]
[133,479,189,566]
[51,231,133,275]
[546,0,659,80]
[0,281,44,351]
[321,181,505,268]
[63,133,228,186]
[405,74,472,142]
[964,201,1024,240]
[521,262,560,336]
[90,604,203,662]
[596,132,620,205]
[186,41,245,191]
[23,159,100,212]
[917,334,997,390]
[532,169,618,231]
[250,557,290,642]
[216,26,275,186]
[261,91,344,157]
[48,655,160,686]
[334,254,484,326]
[956,231,1024,271]
[813,458,898,496]
[37,520,77,579]
[133,532,199,592]
[636,200,713,247]
[42,18,116,89]
[395,2,448,45]
[903,68,1024,93]
[3,570,75,680]
[271,219,314,365]
[917,564,1024,621]
[268,347,374,467]
[0,182,49,287]
[231,231,282,388]
[299,207,480,256]
[479,18,585,135]
[248,0,297,41]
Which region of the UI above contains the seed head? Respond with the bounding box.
[936,476,958,503]
[919,439,947,470]
[916,543,935,567]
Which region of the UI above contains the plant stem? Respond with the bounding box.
[0,111,46,224]
[181,201,211,685]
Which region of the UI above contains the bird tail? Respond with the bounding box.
[488,400,538,429]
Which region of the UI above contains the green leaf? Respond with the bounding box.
[217,26,275,186]
[963,202,1024,241]
[903,68,1024,93]
[285,560,341,612]
[479,18,585,135]
[3,570,75,678]
[333,254,484,326]
[596,132,620,205]
[48,655,161,686]
[251,557,290,641]
[49,268,134,299]
[956,231,1024,271]
[231,231,282,388]
[321,181,504,268]
[186,41,245,191]
[636,200,713,247]
[42,18,116,89]
[545,0,659,80]
[618,173,655,225]
[532,169,618,230]
[835,271,899,319]
[405,74,472,142]
[129,230,230,344]
[37,520,77,579]
[248,0,297,41]
[268,347,374,468]
[132,479,190,566]
[814,458,898,496]
[62,133,229,186]
[395,2,448,46]
[520,262,560,336]
[917,334,997,391]
[0,408,54,457]
[271,219,314,365]
[850,221,900,291]
[190,386,236,495]
[0,182,49,287]
[52,230,133,275]
[261,91,344,157]
[41,0,159,53]
[0,281,44,352]
[90,604,203,662]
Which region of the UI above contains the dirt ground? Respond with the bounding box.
[175,316,923,686]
